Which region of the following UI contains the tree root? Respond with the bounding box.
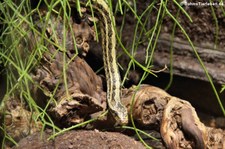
[122,85,225,148]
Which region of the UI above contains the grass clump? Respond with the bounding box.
[0,0,224,148]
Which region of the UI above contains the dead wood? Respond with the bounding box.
[6,84,225,148]
[1,1,225,149]
[29,6,107,127]
[1,98,42,147]
[31,48,106,126]
[153,35,225,85]
[121,85,225,149]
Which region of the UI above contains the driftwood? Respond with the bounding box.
[2,98,42,147]
[122,85,225,148]
[4,47,224,148]
[1,1,225,149]
[32,54,106,126]
[5,81,225,148]
[29,6,107,127]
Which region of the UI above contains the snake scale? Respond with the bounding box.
[78,0,128,125]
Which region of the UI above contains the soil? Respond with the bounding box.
[122,0,225,50]
[160,0,225,49]
[13,130,145,149]
[1,0,225,148]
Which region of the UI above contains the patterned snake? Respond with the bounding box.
[79,0,128,125]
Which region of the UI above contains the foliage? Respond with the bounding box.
[0,0,224,148]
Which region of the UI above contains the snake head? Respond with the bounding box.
[110,103,128,126]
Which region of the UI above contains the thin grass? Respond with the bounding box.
[48,110,108,140]
[0,126,18,147]
[121,125,159,141]
[162,3,225,116]
[0,0,74,145]
[117,1,167,147]
[164,7,180,90]
[221,85,225,93]
[0,0,224,148]
[209,0,219,49]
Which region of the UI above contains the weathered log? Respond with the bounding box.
[153,35,225,85]
[0,98,42,147]
[121,85,225,148]
[1,1,225,148]
[31,48,106,126]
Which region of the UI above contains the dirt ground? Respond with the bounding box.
[1,0,225,148]
[13,130,145,149]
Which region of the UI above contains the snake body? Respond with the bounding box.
[80,0,128,125]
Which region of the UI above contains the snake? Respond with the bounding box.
[78,0,128,125]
